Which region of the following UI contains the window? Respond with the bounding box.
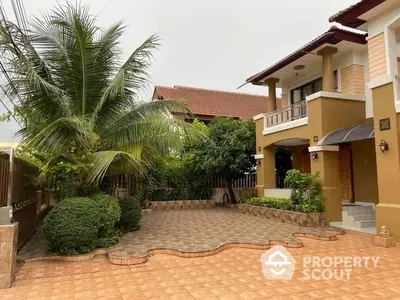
[290,78,322,104]
[290,71,338,104]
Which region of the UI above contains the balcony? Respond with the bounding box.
[263,100,307,129]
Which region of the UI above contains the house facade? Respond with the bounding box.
[248,0,400,240]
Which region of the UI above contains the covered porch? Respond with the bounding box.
[257,123,379,234]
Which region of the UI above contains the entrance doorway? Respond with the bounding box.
[339,144,354,203]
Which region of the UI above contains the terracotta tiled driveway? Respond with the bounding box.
[19,208,340,264]
[5,231,400,299]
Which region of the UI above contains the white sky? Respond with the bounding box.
[0,0,357,141]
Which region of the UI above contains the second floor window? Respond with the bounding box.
[290,71,338,104]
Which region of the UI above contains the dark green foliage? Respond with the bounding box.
[284,170,325,212]
[246,171,324,213]
[246,197,293,211]
[90,193,121,246]
[190,118,256,203]
[118,196,142,232]
[151,154,214,201]
[43,195,121,255]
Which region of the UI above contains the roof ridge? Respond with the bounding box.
[173,85,272,98]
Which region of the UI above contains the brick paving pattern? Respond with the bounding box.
[3,231,400,299]
[18,208,342,263]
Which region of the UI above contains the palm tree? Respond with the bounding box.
[0,2,195,186]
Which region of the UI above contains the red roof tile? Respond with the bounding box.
[152,85,271,120]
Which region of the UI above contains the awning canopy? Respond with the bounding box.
[318,124,375,146]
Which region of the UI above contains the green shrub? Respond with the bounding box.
[246,197,294,211]
[118,196,142,232]
[90,193,121,247]
[44,197,101,254]
[284,169,324,212]
[43,195,121,255]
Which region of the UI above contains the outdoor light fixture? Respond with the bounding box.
[379,140,389,153]
[311,152,318,160]
[294,64,305,70]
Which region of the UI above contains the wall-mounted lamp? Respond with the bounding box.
[311,152,319,161]
[379,140,389,153]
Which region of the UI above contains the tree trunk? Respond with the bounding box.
[227,179,237,204]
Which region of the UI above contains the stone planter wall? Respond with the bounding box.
[0,223,18,289]
[236,203,327,227]
[151,200,215,210]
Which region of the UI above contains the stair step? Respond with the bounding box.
[342,205,374,212]
[352,215,376,221]
[342,210,375,217]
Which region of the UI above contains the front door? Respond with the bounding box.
[339,145,354,203]
[301,151,311,173]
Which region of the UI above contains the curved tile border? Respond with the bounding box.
[151,200,216,210]
[19,228,344,265]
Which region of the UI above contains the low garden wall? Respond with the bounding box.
[236,203,327,227]
[151,200,215,210]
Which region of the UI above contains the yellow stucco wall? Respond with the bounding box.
[351,139,378,204]
[370,82,400,240]
[368,33,387,80]
[255,95,367,221]
[340,64,365,95]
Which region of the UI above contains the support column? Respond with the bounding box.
[0,223,18,289]
[372,82,400,240]
[266,78,279,112]
[317,46,338,92]
[256,146,275,197]
[309,146,342,222]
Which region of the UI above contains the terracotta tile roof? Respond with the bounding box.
[329,0,385,28]
[152,85,271,120]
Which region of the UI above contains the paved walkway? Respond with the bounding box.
[5,231,400,299]
[19,208,341,264]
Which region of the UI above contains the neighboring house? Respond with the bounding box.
[152,85,276,123]
[247,0,400,239]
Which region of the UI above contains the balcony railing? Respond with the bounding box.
[264,100,307,128]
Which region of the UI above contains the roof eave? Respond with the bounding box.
[329,0,385,28]
[246,28,367,85]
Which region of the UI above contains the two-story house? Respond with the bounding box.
[248,0,400,240]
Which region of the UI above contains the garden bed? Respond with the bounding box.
[235,203,327,227]
[151,200,215,210]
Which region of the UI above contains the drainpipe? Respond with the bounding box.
[7,147,14,208]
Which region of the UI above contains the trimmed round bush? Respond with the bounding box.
[90,193,121,247]
[43,197,101,255]
[43,194,121,255]
[118,196,142,232]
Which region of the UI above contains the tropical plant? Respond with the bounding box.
[191,117,256,203]
[0,2,196,189]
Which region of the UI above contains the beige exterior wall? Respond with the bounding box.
[351,139,378,204]
[368,33,387,80]
[340,64,366,95]
[255,95,366,221]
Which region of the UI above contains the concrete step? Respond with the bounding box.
[342,205,374,212]
[342,210,375,217]
[343,220,376,228]
[351,214,376,222]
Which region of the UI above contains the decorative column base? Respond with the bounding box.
[0,223,18,289]
[374,235,396,248]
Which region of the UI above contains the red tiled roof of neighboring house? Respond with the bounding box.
[329,0,385,28]
[152,85,271,120]
[246,26,367,85]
